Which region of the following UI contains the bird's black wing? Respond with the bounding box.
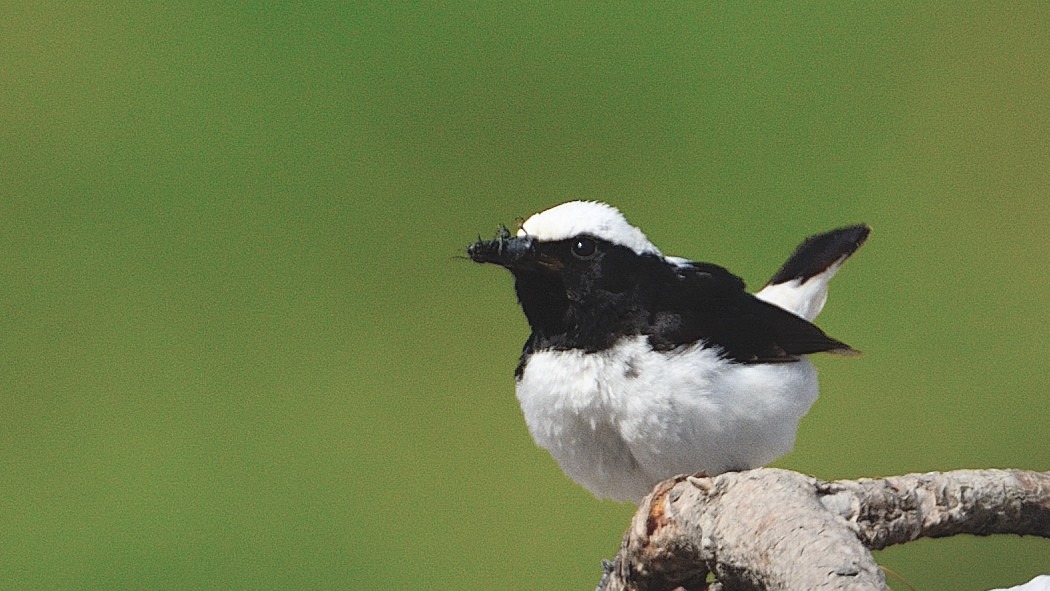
[646,261,854,363]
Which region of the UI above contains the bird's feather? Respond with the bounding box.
[648,261,856,362]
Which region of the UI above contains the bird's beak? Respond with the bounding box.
[467,231,535,269]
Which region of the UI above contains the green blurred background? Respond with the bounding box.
[2,2,1048,589]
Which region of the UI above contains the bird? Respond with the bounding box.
[467,201,869,502]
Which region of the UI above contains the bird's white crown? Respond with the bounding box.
[517,201,661,256]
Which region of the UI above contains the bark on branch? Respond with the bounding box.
[598,468,1050,591]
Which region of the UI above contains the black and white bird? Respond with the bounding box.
[468,201,869,502]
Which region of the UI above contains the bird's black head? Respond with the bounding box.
[468,202,668,351]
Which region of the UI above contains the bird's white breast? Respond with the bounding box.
[515,336,819,502]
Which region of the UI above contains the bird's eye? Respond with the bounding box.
[571,237,597,259]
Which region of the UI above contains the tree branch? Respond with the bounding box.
[598,468,1050,591]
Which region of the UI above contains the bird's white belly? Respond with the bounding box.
[515,336,819,502]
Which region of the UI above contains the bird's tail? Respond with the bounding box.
[755,224,870,322]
